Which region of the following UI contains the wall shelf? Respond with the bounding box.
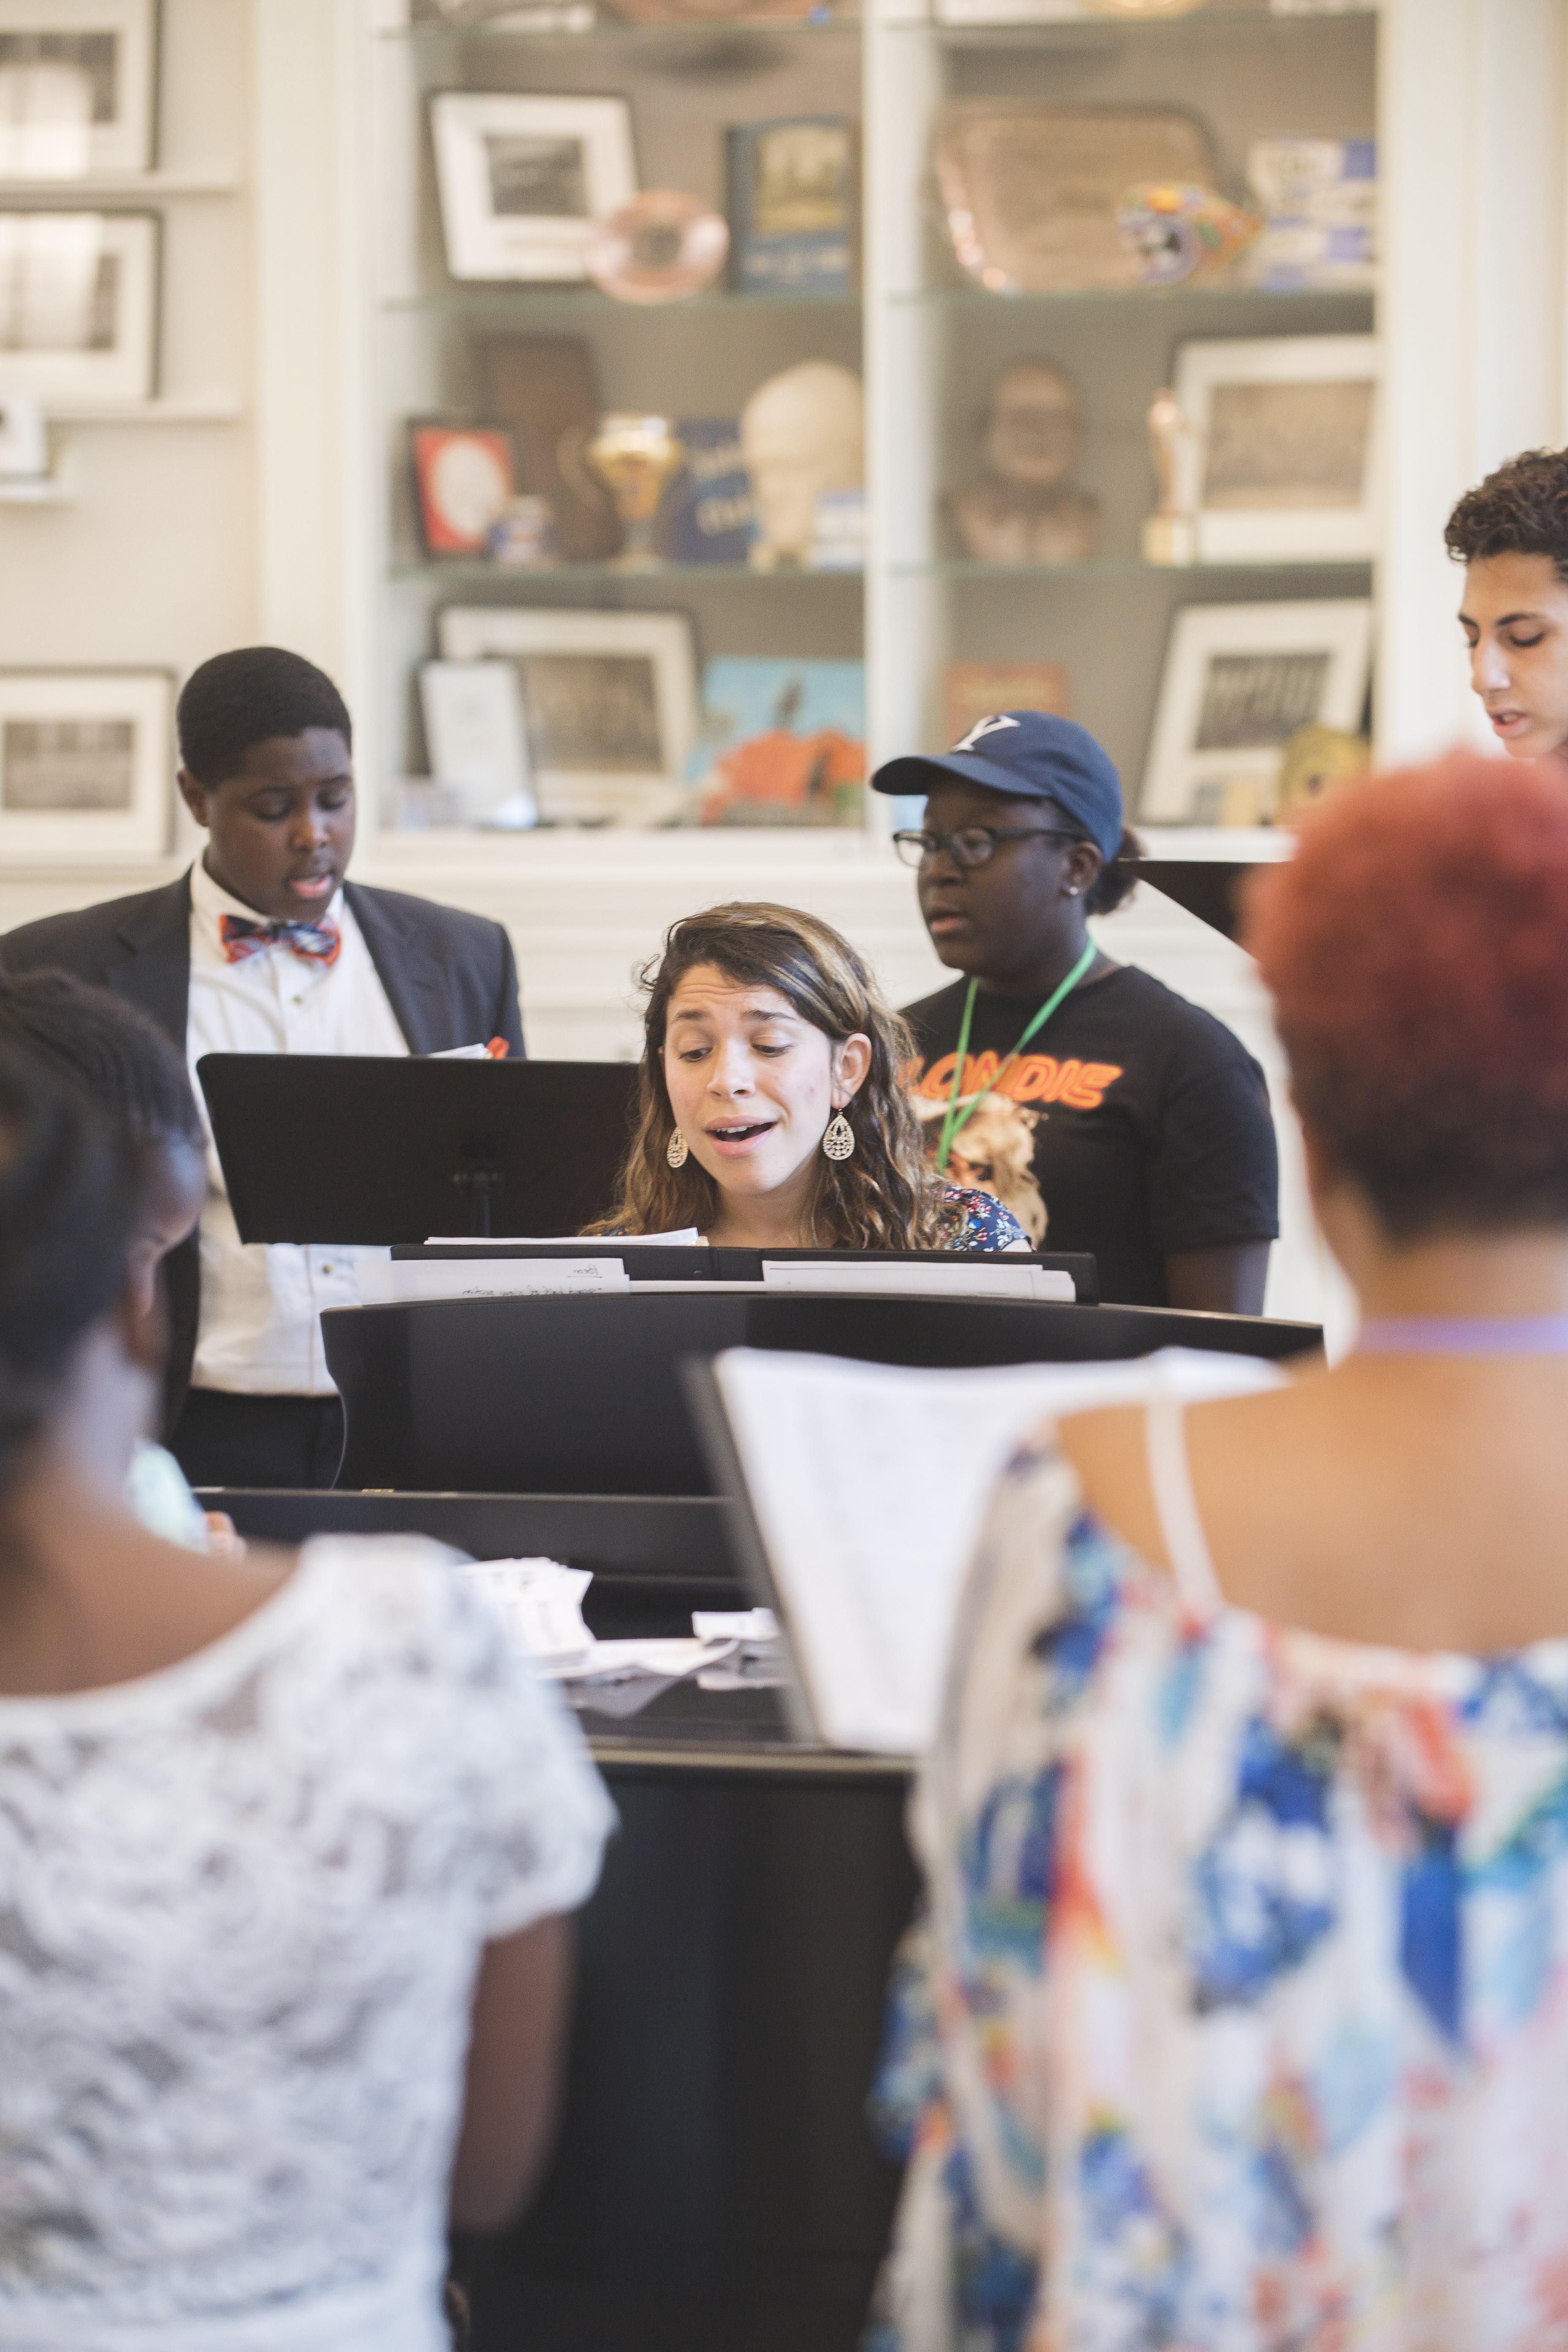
[0,170,241,198]
[885,283,1375,310]
[43,398,244,423]
[389,557,862,582]
[888,555,1375,581]
[381,287,860,315]
[379,11,858,37]
[884,4,1375,39]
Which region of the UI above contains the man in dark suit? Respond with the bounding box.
[0,645,525,1491]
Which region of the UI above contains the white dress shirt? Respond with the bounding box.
[187,858,408,1396]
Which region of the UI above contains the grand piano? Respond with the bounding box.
[210,1285,1319,2349]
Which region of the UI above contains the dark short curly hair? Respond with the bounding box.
[1242,750,1568,1239]
[0,970,203,1150]
[1444,447,1568,583]
[177,645,352,787]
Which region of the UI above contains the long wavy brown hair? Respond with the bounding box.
[586,901,950,1247]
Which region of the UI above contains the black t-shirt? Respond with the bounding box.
[902,965,1279,1306]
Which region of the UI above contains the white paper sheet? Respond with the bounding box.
[355,1257,631,1304]
[760,1259,1075,1302]
[420,1229,701,1247]
[710,1347,1288,1756]
[455,1557,593,1661]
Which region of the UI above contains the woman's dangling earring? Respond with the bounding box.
[667,1128,688,1169]
[822,1103,855,1162]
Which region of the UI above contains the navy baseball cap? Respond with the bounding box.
[871,710,1124,863]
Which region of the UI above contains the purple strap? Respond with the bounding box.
[1356,1315,1568,1355]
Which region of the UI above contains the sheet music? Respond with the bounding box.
[711,1347,1286,1756]
[356,1257,630,1304]
[421,1229,701,1247]
[761,1259,1074,1301]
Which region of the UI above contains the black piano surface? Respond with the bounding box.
[321,1289,1321,1494]
[207,1488,916,2352]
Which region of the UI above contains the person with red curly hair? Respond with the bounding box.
[869,748,1568,2352]
[1448,446,1568,757]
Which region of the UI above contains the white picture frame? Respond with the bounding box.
[0,667,171,861]
[1172,334,1381,563]
[418,658,536,828]
[0,208,158,403]
[0,0,157,177]
[437,607,697,824]
[430,92,636,283]
[1140,599,1373,825]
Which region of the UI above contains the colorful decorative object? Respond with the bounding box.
[585,190,729,305]
[1115,180,1259,286]
[686,658,865,828]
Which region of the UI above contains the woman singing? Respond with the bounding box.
[589,901,1027,1252]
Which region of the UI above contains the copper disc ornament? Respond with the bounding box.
[586,192,730,306]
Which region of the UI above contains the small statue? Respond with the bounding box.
[740,361,864,571]
[1141,384,1196,566]
[950,358,1102,566]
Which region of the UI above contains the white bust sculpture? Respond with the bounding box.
[740,361,864,570]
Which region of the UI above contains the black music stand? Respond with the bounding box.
[196,1054,639,1242]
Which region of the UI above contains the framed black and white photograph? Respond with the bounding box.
[0,208,158,403]
[0,0,158,177]
[430,92,636,282]
[1172,334,1381,562]
[437,606,696,823]
[1140,599,1373,826]
[0,668,172,862]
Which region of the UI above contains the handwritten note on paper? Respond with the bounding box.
[355,1257,631,1304]
[710,1348,1286,1756]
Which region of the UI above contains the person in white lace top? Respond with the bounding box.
[0,1045,615,2352]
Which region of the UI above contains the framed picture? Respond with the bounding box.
[418,658,536,828]
[1172,334,1381,561]
[437,606,697,824]
[408,420,517,557]
[429,93,636,283]
[1140,599,1372,826]
[0,668,171,862]
[0,209,158,403]
[687,656,864,828]
[0,0,157,176]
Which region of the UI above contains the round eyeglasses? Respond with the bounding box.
[891,824,1077,871]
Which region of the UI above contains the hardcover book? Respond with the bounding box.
[727,116,857,298]
[659,418,755,565]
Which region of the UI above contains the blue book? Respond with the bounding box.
[727,117,857,299]
[660,419,755,566]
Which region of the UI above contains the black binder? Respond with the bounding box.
[195,1054,639,1241]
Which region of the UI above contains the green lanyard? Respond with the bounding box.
[935,941,1098,1174]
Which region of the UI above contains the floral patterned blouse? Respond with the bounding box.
[932,1184,1028,1252]
[870,1403,1568,2352]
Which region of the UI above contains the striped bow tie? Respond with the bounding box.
[219,912,342,967]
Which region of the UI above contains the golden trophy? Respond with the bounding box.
[1141,384,1196,567]
[584,413,686,568]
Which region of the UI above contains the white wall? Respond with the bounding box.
[0,0,254,759]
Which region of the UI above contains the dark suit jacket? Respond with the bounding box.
[0,870,526,1429]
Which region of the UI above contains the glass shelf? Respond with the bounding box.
[381,287,860,316]
[381,11,858,38]
[884,4,1375,41]
[887,281,1375,309]
[389,559,863,582]
[891,554,1375,580]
